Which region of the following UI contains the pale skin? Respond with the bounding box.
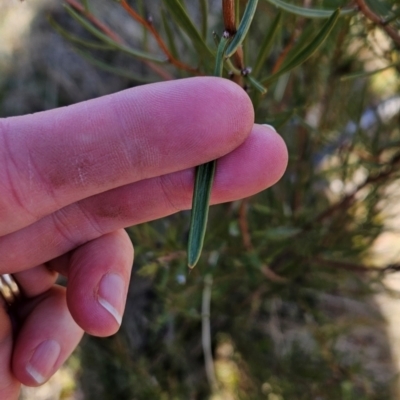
[0,77,288,398]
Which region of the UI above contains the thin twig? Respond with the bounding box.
[65,0,123,43]
[355,0,400,47]
[271,0,310,74]
[222,0,237,34]
[222,0,244,85]
[272,31,297,74]
[65,0,173,80]
[119,0,199,74]
[304,152,400,230]
[202,275,219,393]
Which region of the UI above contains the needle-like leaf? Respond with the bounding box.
[64,5,166,63]
[200,0,209,40]
[162,0,213,59]
[73,48,156,83]
[246,74,268,93]
[161,9,179,60]
[187,162,217,269]
[187,34,231,269]
[48,17,114,50]
[263,0,354,18]
[340,63,399,81]
[253,11,282,76]
[261,9,340,84]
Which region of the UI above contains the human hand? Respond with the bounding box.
[0,77,287,398]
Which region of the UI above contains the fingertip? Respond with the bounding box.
[66,230,133,337]
[212,123,288,200]
[189,77,255,147]
[255,123,288,185]
[127,77,255,156]
[12,286,83,387]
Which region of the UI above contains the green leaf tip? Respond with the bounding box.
[187,161,216,269]
[187,0,262,269]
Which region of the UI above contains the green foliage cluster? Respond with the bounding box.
[53,0,400,398]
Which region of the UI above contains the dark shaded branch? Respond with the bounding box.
[355,0,400,47]
[304,152,400,230]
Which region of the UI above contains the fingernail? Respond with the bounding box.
[97,273,125,325]
[26,340,61,384]
[262,124,277,132]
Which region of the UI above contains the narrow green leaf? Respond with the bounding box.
[162,0,212,58]
[214,34,230,76]
[212,31,221,47]
[64,5,166,63]
[200,0,208,40]
[161,9,179,59]
[64,5,117,45]
[282,23,318,62]
[48,17,114,50]
[188,161,216,268]
[340,63,399,81]
[246,75,268,94]
[225,0,259,58]
[261,8,340,84]
[225,58,241,75]
[187,31,231,268]
[82,0,90,12]
[74,47,156,83]
[137,0,149,49]
[235,0,240,26]
[263,0,354,18]
[253,11,282,76]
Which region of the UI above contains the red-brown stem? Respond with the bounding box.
[65,0,173,80]
[355,0,400,47]
[222,1,250,246]
[65,0,123,43]
[222,0,244,85]
[65,1,172,79]
[272,32,296,74]
[222,0,237,35]
[119,0,199,74]
[305,151,400,230]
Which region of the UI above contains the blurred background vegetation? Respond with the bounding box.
[1,0,400,398]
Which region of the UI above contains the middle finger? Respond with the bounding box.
[0,125,287,273]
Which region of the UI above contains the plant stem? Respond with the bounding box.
[65,0,173,80]
[65,0,122,43]
[223,0,237,34]
[355,0,400,47]
[223,0,244,84]
[119,0,200,74]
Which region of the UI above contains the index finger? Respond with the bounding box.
[0,77,254,236]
